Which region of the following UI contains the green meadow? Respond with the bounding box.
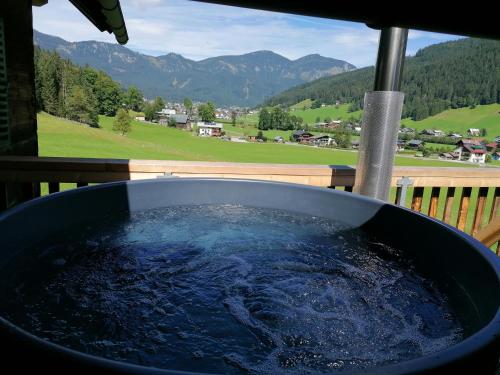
[38,112,467,167]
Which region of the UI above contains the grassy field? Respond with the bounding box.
[290,99,313,110]
[401,104,500,136]
[238,103,363,126]
[289,103,363,124]
[38,112,470,168]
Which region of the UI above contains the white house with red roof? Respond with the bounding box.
[454,139,487,163]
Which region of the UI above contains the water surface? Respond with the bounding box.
[0,205,463,373]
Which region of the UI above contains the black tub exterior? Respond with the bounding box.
[0,178,499,374]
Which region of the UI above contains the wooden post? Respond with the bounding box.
[0,0,39,209]
[443,187,456,225]
[472,187,488,236]
[428,186,440,218]
[490,187,500,222]
[457,187,472,233]
[411,187,424,212]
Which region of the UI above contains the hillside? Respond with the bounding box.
[401,103,500,135]
[34,30,355,106]
[38,112,466,167]
[264,38,500,121]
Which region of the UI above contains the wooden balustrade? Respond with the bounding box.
[1,156,499,251]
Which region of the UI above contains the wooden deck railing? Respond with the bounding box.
[1,156,499,251]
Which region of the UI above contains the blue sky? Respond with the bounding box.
[33,0,463,67]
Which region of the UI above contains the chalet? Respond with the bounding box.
[314,122,328,128]
[197,122,223,137]
[421,129,435,136]
[433,130,446,137]
[157,108,178,125]
[455,139,487,163]
[467,128,481,137]
[309,135,334,147]
[406,139,425,149]
[399,127,415,134]
[396,140,406,151]
[292,130,313,142]
[440,152,459,160]
[421,129,445,137]
[171,114,191,130]
[274,136,284,143]
[315,120,343,129]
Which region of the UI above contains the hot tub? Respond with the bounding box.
[0,178,499,374]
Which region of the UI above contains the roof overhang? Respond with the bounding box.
[193,1,499,40]
[68,0,128,44]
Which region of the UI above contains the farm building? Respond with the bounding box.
[406,140,425,149]
[171,114,191,130]
[467,128,481,137]
[197,122,223,137]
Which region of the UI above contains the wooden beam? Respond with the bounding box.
[475,216,500,248]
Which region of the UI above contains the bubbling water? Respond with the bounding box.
[0,205,463,373]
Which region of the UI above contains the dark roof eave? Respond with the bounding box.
[69,0,129,45]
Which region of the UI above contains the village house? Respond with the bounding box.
[197,122,224,137]
[421,129,445,137]
[467,128,481,137]
[274,136,284,143]
[396,140,406,151]
[171,114,191,130]
[291,130,313,142]
[308,135,335,147]
[315,120,342,130]
[440,151,460,160]
[351,140,360,149]
[406,139,425,149]
[455,139,487,163]
[399,127,415,134]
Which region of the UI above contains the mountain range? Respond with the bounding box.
[34,30,356,106]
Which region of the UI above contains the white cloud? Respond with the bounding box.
[32,0,458,67]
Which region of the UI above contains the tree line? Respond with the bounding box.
[264,38,500,121]
[258,107,304,130]
[35,47,146,127]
